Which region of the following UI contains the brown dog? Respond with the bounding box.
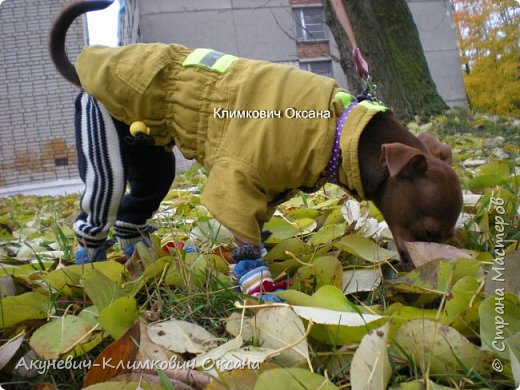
[50,1,462,271]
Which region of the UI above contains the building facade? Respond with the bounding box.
[0,0,85,191]
[0,0,466,192]
[120,0,466,107]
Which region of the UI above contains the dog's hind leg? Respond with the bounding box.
[114,135,175,255]
[73,92,128,263]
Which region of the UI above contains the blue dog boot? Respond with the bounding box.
[75,246,106,264]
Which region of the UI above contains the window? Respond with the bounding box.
[293,7,328,42]
[300,60,333,78]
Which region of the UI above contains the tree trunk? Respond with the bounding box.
[323,0,448,119]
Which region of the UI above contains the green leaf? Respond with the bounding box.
[307,223,346,245]
[78,305,100,328]
[0,292,49,328]
[43,261,127,296]
[385,258,482,299]
[285,208,321,221]
[277,285,353,312]
[334,234,397,263]
[467,175,506,191]
[394,319,494,378]
[478,160,511,178]
[479,293,520,359]
[387,303,439,336]
[443,276,481,324]
[99,296,139,340]
[278,286,387,345]
[385,259,452,296]
[295,256,343,290]
[264,217,300,243]
[81,269,129,310]
[396,380,458,389]
[505,332,520,387]
[29,315,93,359]
[264,238,311,261]
[255,367,339,390]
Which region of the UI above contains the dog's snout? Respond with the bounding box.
[424,229,440,242]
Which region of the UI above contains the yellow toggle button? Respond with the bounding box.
[130,121,150,137]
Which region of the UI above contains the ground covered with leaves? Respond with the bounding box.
[0,109,519,389]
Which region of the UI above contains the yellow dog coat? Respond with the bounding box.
[76,43,385,244]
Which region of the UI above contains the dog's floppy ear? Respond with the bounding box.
[381,143,427,178]
[418,132,453,164]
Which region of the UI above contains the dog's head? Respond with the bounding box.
[375,136,462,270]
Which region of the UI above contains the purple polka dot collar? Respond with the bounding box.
[325,101,358,184]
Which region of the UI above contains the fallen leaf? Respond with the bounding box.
[192,336,244,368]
[225,312,256,342]
[81,268,129,311]
[350,323,391,390]
[404,241,472,267]
[0,292,49,328]
[342,267,383,294]
[43,261,127,296]
[99,296,139,340]
[147,319,217,354]
[135,322,175,365]
[83,321,140,387]
[505,332,520,388]
[479,293,520,359]
[307,223,346,245]
[30,315,93,360]
[255,306,309,366]
[295,255,343,290]
[264,238,311,260]
[394,319,495,378]
[205,363,278,390]
[443,276,481,324]
[0,331,25,370]
[292,305,384,327]
[189,219,233,248]
[263,217,300,244]
[334,234,397,263]
[255,367,339,389]
[484,249,520,298]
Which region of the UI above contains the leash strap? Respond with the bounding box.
[330,0,369,79]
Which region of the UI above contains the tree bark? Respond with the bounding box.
[324,0,448,119]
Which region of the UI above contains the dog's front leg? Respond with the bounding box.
[230,231,287,302]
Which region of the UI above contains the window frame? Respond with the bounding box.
[299,59,333,78]
[293,6,328,43]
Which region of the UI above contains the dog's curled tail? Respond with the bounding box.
[49,0,113,87]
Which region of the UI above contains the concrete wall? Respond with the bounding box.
[138,0,297,62]
[0,0,85,189]
[135,0,465,106]
[407,0,467,107]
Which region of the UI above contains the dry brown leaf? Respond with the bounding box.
[82,321,140,388]
[404,241,472,268]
